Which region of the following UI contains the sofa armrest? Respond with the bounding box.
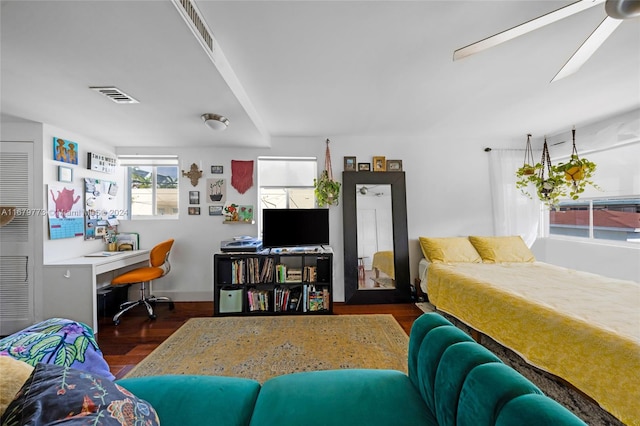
[117,375,260,426]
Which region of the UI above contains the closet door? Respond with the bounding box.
[0,141,35,335]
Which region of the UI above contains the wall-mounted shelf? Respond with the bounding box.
[223,220,255,225]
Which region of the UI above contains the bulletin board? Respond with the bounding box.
[84,178,119,240]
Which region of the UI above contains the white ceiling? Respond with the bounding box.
[1,1,639,149]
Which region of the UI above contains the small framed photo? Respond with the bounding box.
[189,191,200,204]
[188,207,201,215]
[358,163,371,171]
[343,156,357,171]
[209,205,223,216]
[373,156,386,172]
[57,166,73,183]
[211,165,224,174]
[386,159,403,172]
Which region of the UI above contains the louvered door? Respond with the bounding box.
[0,141,34,335]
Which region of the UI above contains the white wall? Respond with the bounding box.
[117,135,495,302]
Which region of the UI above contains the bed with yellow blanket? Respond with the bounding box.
[418,236,640,426]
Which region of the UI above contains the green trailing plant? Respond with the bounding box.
[515,129,600,209]
[314,169,341,207]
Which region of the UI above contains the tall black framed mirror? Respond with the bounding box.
[342,171,411,303]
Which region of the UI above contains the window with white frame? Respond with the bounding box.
[118,155,179,218]
[257,157,317,235]
[548,141,640,243]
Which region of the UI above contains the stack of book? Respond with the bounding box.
[247,288,270,311]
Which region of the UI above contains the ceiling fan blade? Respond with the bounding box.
[551,16,622,82]
[453,0,605,61]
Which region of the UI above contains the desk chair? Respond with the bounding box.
[111,239,175,325]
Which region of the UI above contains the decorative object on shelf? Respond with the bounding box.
[386,159,403,171]
[201,113,229,131]
[211,165,223,174]
[358,163,371,171]
[231,160,254,194]
[314,139,341,207]
[87,152,116,174]
[344,156,356,171]
[553,127,599,200]
[53,137,78,165]
[207,178,226,203]
[189,191,200,205]
[224,203,239,221]
[188,206,201,215]
[182,163,203,187]
[372,156,386,172]
[238,205,254,222]
[57,166,73,183]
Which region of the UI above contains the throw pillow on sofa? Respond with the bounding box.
[1,363,159,425]
[0,318,115,380]
[0,356,34,417]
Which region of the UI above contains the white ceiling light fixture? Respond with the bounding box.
[201,113,229,131]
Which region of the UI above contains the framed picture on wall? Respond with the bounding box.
[211,165,224,174]
[209,206,223,216]
[344,156,357,171]
[386,160,403,171]
[373,156,386,172]
[189,191,200,204]
[188,207,201,215]
[358,163,371,171]
[57,166,73,183]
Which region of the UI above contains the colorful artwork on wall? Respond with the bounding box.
[53,137,79,165]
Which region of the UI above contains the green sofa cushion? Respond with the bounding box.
[117,375,260,426]
[434,341,502,426]
[496,394,587,426]
[250,369,436,426]
[416,325,474,412]
[408,312,452,388]
[457,363,543,426]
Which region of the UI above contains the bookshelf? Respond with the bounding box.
[213,249,333,316]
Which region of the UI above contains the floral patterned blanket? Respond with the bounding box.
[0,318,114,380]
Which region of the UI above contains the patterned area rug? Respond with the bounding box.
[125,314,409,383]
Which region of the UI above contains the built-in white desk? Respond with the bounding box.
[43,250,150,333]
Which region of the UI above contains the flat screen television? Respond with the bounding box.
[262,208,329,248]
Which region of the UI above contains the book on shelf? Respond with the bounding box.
[303,265,317,282]
[247,288,270,312]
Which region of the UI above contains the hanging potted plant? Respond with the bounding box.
[314,139,341,207]
[515,133,539,198]
[552,128,599,200]
[516,137,567,209]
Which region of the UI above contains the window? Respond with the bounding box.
[257,157,317,235]
[550,198,640,242]
[118,155,179,218]
[548,141,640,243]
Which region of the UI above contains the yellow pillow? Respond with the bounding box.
[0,356,34,417]
[419,237,482,264]
[468,235,535,263]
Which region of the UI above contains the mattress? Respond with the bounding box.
[426,261,640,426]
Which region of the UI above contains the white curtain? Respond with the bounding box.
[488,149,540,247]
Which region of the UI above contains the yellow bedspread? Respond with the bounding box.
[372,251,394,278]
[427,262,640,426]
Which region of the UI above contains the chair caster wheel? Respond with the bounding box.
[149,314,157,320]
[169,302,175,310]
[114,320,120,326]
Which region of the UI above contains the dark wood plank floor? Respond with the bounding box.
[97,301,424,379]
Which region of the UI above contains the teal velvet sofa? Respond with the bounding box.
[117,312,586,426]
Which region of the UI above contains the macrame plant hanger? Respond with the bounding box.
[538,137,553,200]
[522,133,535,174]
[324,138,333,181]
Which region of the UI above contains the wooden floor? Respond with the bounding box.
[97,301,424,379]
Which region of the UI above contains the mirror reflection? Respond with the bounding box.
[356,184,395,290]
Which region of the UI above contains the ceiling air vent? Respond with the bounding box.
[174,0,214,54]
[89,86,139,104]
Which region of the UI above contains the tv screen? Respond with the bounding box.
[262,209,329,248]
